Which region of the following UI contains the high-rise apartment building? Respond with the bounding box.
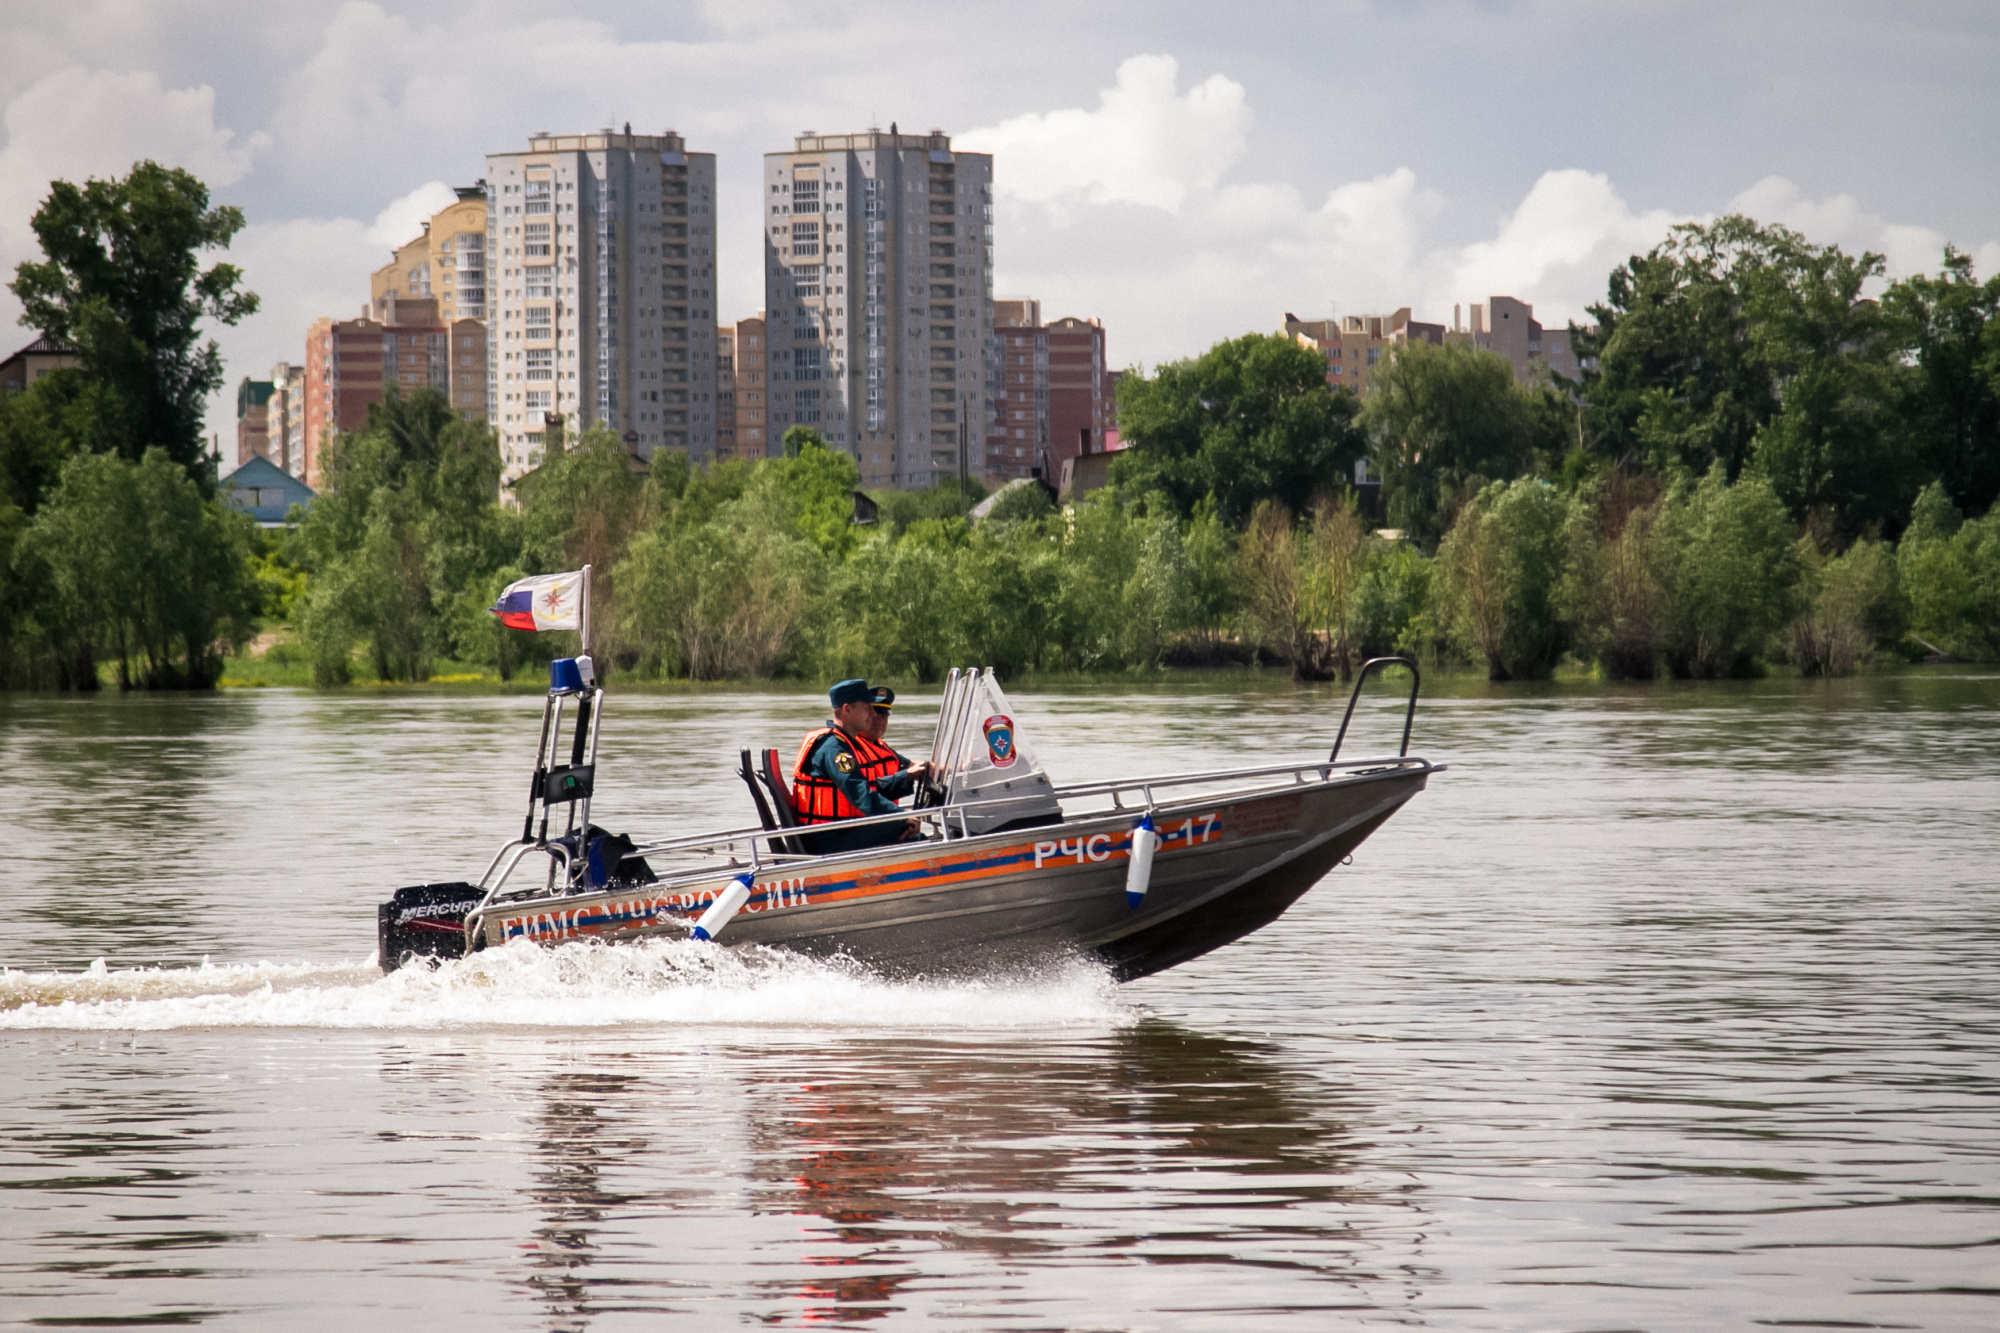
[1284,309,1443,398]
[716,325,736,458]
[236,377,273,466]
[370,187,489,325]
[267,362,305,477]
[1047,315,1108,481]
[717,315,769,461]
[304,313,380,487]
[983,301,1109,486]
[764,128,993,489]
[485,129,719,481]
[1451,297,1584,384]
[988,299,1044,483]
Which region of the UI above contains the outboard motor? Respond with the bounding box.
[378,882,485,971]
[374,648,662,973]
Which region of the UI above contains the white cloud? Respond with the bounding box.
[1446,170,1681,320]
[1725,175,2000,280]
[205,185,468,443]
[968,60,2000,367]
[8,25,1999,442]
[367,180,456,249]
[0,66,268,350]
[960,54,1251,216]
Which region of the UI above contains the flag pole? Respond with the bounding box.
[580,564,593,659]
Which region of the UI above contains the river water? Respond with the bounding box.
[1,673,1996,1331]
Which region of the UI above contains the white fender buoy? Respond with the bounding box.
[691,872,755,941]
[1125,816,1159,909]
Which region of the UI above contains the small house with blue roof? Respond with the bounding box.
[222,455,314,526]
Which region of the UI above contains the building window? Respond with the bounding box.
[795,388,820,423]
[524,223,550,257]
[525,267,553,298]
[526,390,552,409]
[791,179,821,213]
[526,306,552,337]
[793,347,822,380]
[526,349,553,381]
[791,221,820,256]
[525,180,551,215]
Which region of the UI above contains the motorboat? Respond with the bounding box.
[377,656,1439,981]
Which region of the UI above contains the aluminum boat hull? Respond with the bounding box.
[472,762,1429,980]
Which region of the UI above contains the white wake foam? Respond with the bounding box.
[0,940,1135,1033]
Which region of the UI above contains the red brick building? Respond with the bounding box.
[303,298,482,488]
[1045,316,1107,484]
[986,299,1045,483]
[983,301,1112,488]
[235,378,273,467]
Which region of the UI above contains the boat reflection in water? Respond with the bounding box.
[514,1024,1429,1328]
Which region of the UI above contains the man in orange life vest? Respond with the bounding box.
[791,678,935,854]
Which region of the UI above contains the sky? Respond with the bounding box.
[2,0,1997,443]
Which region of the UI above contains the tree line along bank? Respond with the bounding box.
[0,165,1995,689]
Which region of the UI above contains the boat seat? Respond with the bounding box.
[757,749,810,854]
[738,750,780,832]
[739,749,807,855]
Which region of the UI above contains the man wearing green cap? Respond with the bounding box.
[790,679,934,853]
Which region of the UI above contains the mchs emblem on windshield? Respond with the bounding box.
[982,714,1017,768]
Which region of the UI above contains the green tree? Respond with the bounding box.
[829,521,962,681]
[8,161,257,476]
[1740,230,1907,534]
[25,449,255,688]
[0,380,71,516]
[1576,215,1917,536]
[1433,478,1570,680]
[1574,215,1789,479]
[1300,494,1369,680]
[1235,501,1308,673]
[1360,339,1567,547]
[1169,497,1238,656]
[619,513,823,679]
[873,476,986,530]
[1785,536,1902,676]
[1652,465,1803,678]
[1559,474,1666,679]
[1898,484,2000,660]
[1115,333,1367,526]
[1349,539,1438,662]
[953,522,1062,677]
[516,426,649,669]
[755,427,866,560]
[291,388,511,682]
[1881,248,2000,521]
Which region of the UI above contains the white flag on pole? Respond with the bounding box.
[490,571,585,632]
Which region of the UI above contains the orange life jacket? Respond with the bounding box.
[791,727,906,823]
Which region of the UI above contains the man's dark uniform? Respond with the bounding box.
[791,681,919,855]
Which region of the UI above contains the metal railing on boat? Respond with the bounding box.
[458,752,1436,938]
[460,655,1433,940]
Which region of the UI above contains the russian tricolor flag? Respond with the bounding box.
[489,571,584,632]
